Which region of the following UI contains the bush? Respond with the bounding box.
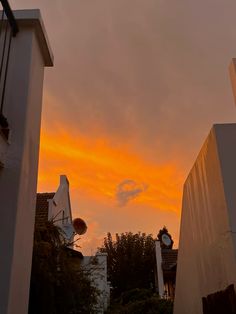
[106,289,173,314]
[123,296,173,314]
[120,288,153,305]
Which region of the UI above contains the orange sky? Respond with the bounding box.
[38,104,184,253]
[39,124,183,212]
[12,0,236,254]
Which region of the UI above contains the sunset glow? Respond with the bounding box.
[38,127,183,213]
[11,0,236,254]
[37,103,186,253]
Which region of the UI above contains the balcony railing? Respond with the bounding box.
[0,0,18,139]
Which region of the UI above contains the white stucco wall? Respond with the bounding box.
[82,253,110,313]
[0,10,53,314]
[174,124,236,314]
[155,240,165,297]
[48,175,74,242]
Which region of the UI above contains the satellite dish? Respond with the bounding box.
[72,218,87,235]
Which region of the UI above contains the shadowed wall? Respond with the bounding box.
[174,124,236,314]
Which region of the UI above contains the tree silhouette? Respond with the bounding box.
[29,220,98,314]
[99,232,156,297]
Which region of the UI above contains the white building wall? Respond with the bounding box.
[155,240,165,297]
[48,175,74,243]
[48,176,72,224]
[0,10,53,314]
[174,124,236,314]
[82,253,110,313]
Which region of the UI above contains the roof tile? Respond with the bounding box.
[35,192,55,227]
[161,249,178,270]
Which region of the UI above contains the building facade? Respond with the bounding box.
[82,254,110,313]
[0,8,53,314]
[35,175,110,313]
[174,124,236,314]
[155,228,178,300]
[36,175,74,243]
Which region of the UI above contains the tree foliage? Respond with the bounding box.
[28,220,98,314]
[99,232,156,296]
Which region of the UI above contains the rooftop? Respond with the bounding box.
[35,192,55,227]
[162,249,178,271]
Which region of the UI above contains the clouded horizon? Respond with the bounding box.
[12,0,236,253]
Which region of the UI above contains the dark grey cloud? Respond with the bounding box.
[11,0,236,167]
[116,179,148,206]
[11,0,236,253]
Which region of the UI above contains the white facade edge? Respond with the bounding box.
[155,240,165,297]
[10,9,54,66]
